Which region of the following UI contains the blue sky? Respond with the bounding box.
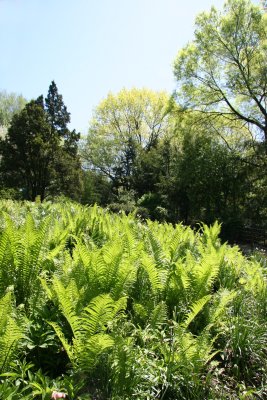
[0,0,260,133]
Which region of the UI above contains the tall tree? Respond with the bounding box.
[0,83,82,201]
[0,100,52,200]
[81,88,173,189]
[173,0,267,150]
[43,81,82,198]
[45,81,80,156]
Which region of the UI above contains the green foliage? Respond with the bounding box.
[174,0,267,146]
[169,0,267,234]
[0,82,82,201]
[81,88,173,196]
[0,200,266,398]
[80,170,113,206]
[0,90,26,129]
[0,293,24,373]
[0,212,51,309]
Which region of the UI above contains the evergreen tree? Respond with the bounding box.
[0,100,52,201]
[45,80,70,132]
[44,81,82,196]
[45,81,80,156]
[0,82,82,201]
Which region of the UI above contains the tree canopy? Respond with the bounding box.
[173,0,267,149]
[82,88,173,184]
[0,82,82,201]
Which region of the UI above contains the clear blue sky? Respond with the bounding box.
[0,0,261,133]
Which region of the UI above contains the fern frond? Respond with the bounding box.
[77,333,114,371]
[201,222,221,248]
[47,321,74,363]
[99,240,124,291]
[111,258,137,299]
[39,276,53,301]
[121,222,138,256]
[182,294,211,329]
[0,231,12,297]
[141,255,164,295]
[169,225,195,262]
[0,316,24,373]
[173,261,191,291]
[209,289,237,325]
[73,241,92,268]
[146,227,166,265]
[149,301,168,328]
[112,296,127,316]
[8,213,51,307]
[0,293,13,333]
[50,277,82,337]
[102,240,122,265]
[193,248,221,297]
[81,294,126,336]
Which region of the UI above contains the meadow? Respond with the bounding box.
[0,200,266,399]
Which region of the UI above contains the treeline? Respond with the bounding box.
[80,88,266,242]
[0,0,266,242]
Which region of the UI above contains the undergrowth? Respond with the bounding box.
[0,200,266,399]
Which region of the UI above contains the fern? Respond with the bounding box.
[169,225,196,262]
[111,257,137,299]
[47,277,82,336]
[208,289,237,326]
[0,292,12,333]
[0,229,13,297]
[81,294,127,336]
[47,321,74,363]
[149,301,168,329]
[145,223,167,266]
[191,245,224,300]
[77,333,114,371]
[165,260,191,309]
[47,280,127,371]
[168,324,217,378]
[182,294,211,329]
[201,221,221,248]
[0,213,51,310]
[141,255,165,295]
[71,238,137,302]
[0,293,24,373]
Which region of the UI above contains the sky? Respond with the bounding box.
[0,0,261,133]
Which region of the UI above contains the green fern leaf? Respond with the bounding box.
[81,294,126,336]
[141,255,164,295]
[149,301,168,328]
[47,321,74,363]
[77,333,114,371]
[182,294,211,329]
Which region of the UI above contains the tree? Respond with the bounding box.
[80,170,113,206]
[43,81,82,199]
[173,0,267,150]
[0,91,26,136]
[0,83,82,201]
[81,88,173,189]
[156,121,250,235]
[45,81,80,156]
[0,100,53,200]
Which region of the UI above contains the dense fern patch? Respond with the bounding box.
[0,200,266,399]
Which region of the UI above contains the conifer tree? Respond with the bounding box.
[0,82,82,201]
[45,81,80,156]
